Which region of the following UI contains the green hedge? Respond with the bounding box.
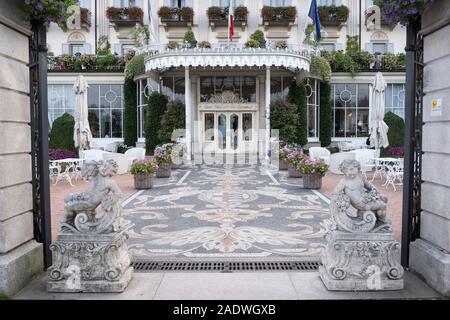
[269,99,298,143]
[49,113,77,152]
[123,77,137,147]
[158,100,186,143]
[384,111,404,147]
[319,82,332,147]
[288,80,308,146]
[145,92,168,154]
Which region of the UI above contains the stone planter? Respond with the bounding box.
[133,173,155,189]
[303,173,322,189]
[171,162,182,170]
[156,164,171,178]
[288,163,302,178]
[279,158,288,170]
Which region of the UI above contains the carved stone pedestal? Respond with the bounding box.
[47,229,133,293]
[319,230,404,291]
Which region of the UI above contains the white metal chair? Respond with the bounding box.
[124,147,146,170]
[309,147,331,165]
[350,149,376,179]
[383,160,404,191]
[83,149,108,161]
[102,152,131,175]
[50,161,74,186]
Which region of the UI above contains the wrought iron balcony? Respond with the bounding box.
[106,6,144,30]
[261,6,297,29]
[318,5,349,29]
[158,6,194,29]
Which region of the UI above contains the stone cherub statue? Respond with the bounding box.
[330,159,391,233]
[60,159,124,234]
[319,159,403,291]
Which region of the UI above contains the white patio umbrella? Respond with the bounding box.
[73,75,93,150]
[369,72,389,149]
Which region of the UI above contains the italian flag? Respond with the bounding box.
[229,0,234,42]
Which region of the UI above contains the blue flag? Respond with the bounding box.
[308,0,321,41]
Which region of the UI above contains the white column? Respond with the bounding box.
[185,66,192,161]
[265,66,271,162]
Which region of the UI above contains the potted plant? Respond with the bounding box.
[183,30,197,48]
[298,158,329,189]
[278,142,298,170]
[157,6,172,20]
[180,7,194,22]
[131,158,158,189]
[286,149,305,178]
[154,146,172,178]
[198,41,211,49]
[167,41,180,49]
[235,6,249,21]
[207,6,222,20]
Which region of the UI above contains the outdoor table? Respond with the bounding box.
[49,158,85,186]
[371,157,402,182]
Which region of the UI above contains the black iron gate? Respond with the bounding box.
[29,25,52,269]
[401,20,424,267]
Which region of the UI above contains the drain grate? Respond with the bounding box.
[131,261,321,272]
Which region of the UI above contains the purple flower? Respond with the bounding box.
[36,2,44,11]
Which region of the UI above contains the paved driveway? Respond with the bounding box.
[123,164,331,262]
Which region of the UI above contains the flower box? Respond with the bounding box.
[279,158,289,170]
[106,6,143,30]
[302,173,322,189]
[158,6,194,28]
[156,163,171,178]
[318,5,349,28]
[131,159,158,189]
[261,6,296,28]
[288,163,302,178]
[134,173,155,189]
[207,6,248,30]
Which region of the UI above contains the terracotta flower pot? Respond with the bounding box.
[288,163,302,178]
[156,163,171,178]
[279,158,289,170]
[134,173,155,189]
[303,173,322,189]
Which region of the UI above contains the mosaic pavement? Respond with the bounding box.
[122,164,332,262]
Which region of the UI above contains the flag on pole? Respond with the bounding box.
[148,0,157,44]
[308,0,321,41]
[229,0,234,43]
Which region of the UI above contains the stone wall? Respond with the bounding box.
[0,1,43,297]
[409,0,450,297]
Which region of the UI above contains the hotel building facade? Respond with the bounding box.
[46,0,407,156]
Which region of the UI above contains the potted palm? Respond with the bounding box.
[154,146,172,178]
[131,158,158,189]
[298,158,329,189]
[286,149,305,178]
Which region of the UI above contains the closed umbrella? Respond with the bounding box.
[73,75,93,150]
[369,72,389,149]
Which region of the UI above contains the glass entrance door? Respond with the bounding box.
[202,112,254,154]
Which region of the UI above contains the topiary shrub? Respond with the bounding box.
[270,99,298,143]
[319,82,332,147]
[288,80,308,146]
[123,78,137,147]
[158,100,186,143]
[384,111,404,147]
[145,92,168,154]
[49,113,77,152]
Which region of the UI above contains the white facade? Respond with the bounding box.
[46,0,407,151]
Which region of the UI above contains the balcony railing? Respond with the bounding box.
[47,53,134,72]
[158,6,194,28]
[106,6,144,30]
[261,6,297,28]
[318,5,349,28]
[207,6,248,30]
[136,42,319,58]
